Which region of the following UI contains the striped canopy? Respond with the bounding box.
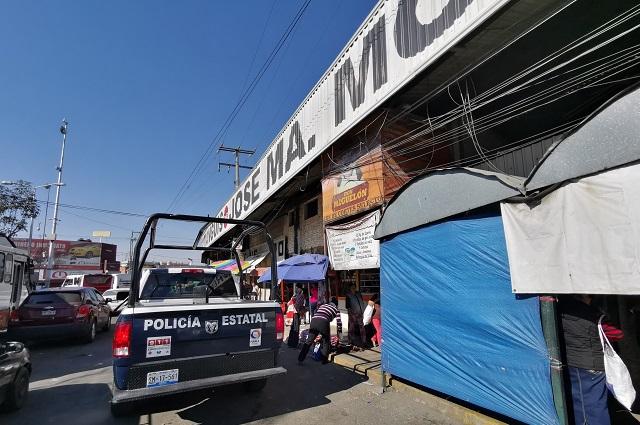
[209,258,251,275]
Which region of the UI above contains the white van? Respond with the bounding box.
[110,273,131,289]
[61,273,113,293]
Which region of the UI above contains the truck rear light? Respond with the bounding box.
[276,311,284,341]
[182,269,204,274]
[113,320,132,358]
[76,304,91,319]
[9,309,19,323]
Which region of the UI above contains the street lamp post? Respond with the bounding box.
[30,183,63,260]
[41,185,52,241]
[46,119,69,286]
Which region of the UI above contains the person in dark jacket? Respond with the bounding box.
[346,284,367,349]
[298,297,343,364]
[560,295,624,425]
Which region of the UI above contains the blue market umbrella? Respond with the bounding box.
[258,253,329,283]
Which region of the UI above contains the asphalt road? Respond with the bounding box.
[1,322,445,425]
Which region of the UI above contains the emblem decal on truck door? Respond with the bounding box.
[250,328,262,347]
[205,320,219,334]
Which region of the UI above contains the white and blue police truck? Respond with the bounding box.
[110,214,285,415]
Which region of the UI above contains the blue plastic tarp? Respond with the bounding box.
[258,253,329,283]
[380,215,557,425]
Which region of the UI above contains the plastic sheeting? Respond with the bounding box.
[381,215,557,424]
[502,162,640,295]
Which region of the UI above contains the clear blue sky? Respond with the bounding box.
[0,0,377,262]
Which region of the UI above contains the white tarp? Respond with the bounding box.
[501,163,640,294]
[326,210,381,271]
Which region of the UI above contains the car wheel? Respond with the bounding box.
[102,316,111,332]
[85,319,97,343]
[244,378,267,392]
[2,367,30,411]
[110,402,133,417]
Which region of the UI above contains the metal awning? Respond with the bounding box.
[526,84,640,191]
[374,168,523,240]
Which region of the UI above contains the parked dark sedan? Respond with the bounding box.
[8,288,111,344]
[0,341,30,411]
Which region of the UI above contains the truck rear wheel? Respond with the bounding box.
[244,378,267,392]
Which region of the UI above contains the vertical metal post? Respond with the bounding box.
[46,119,68,286]
[27,217,34,255]
[540,296,569,425]
[380,298,386,394]
[218,146,254,191]
[234,149,240,190]
[42,186,51,241]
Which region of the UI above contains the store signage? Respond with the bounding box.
[322,149,384,222]
[200,0,507,246]
[326,211,380,270]
[14,238,119,281]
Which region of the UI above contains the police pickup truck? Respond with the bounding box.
[110,214,284,415]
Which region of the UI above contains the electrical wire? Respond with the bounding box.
[167,0,313,213]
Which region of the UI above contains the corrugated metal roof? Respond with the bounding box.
[526,84,640,191]
[374,167,523,239]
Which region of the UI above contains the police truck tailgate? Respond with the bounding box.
[113,302,284,394]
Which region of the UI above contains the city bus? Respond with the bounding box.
[0,235,33,334]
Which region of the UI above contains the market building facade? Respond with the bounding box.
[202,0,640,296]
[201,0,640,421]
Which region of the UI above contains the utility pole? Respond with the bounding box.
[129,231,140,270]
[218,145,255,189]
[46,119,68,286]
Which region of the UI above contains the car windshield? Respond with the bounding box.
[85,275,111,286]
[140,271,238,299]
[26,292,82,306]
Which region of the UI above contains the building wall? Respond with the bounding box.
[244,194,324,258]
[299,196,324,254]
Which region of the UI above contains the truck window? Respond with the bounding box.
[4,254,12,283]
[11,262,23,305]
[84,275,111,287]
[140,271,238,299]
[0,253,4,280]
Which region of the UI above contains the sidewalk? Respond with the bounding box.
[329,347,508,425]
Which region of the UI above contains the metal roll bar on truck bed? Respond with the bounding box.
[128,213,278,308]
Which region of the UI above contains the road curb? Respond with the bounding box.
[329,350,506,425]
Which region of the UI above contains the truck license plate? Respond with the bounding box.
[146,369,179,388]
[41,310,56,316]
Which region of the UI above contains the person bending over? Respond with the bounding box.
[298,297,342,364]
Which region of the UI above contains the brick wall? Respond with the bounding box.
[245,194,325,257]
[300,196,324,254]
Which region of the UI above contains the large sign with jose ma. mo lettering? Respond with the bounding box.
[200,0,508,247]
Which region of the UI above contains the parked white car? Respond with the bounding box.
[102,288,129,314]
